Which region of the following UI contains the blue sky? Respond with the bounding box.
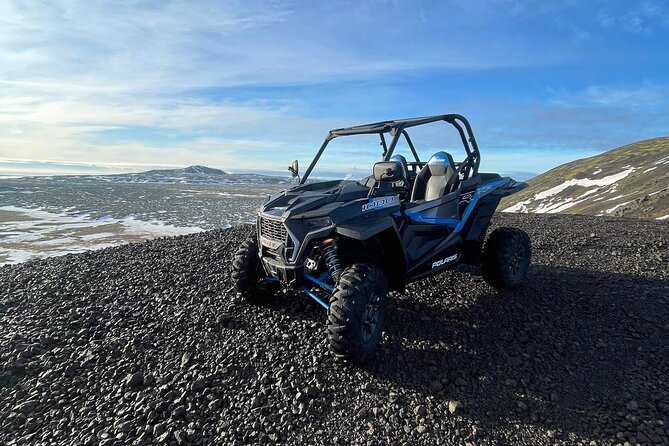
[0,0,668,177]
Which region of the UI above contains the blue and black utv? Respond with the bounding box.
[232,114,531,363]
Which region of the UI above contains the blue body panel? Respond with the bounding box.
[396,178,510,233]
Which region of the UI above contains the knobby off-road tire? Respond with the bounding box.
[327,263,388,364]
[231,234,278,304]
[482,227,531,290]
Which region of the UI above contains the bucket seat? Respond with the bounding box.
[410,151,459,201]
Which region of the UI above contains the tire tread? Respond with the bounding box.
[481,227,531,290]
[326,263,388,363]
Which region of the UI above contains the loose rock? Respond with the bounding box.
[0,215,667,446]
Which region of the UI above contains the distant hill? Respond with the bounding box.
[501,137,669,220]
[102,165,290,185]
[142,165,228,176]
[501,171,538,182]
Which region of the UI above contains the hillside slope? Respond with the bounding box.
[502,137,669,220]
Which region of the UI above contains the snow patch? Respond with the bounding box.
[80,232,117,241]
[533,196,592,214]
[657,213,669,220]
[216,192,265,198]
[655,154,669,165]
[120,216,203,237]
[604,194,627,202]
[578,188,601,199]
[502,200,530,213]
[0,206,204,265]
[534,168,635,200]
[605,201,631,214]
[504,168,637,214]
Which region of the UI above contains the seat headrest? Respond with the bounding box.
[425,151,455,175]
[390,154,409,177]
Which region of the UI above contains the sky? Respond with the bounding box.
[1,0,668,177]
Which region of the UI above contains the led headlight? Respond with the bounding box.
[304,216,332,229]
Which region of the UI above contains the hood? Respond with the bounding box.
[261,180,370,219]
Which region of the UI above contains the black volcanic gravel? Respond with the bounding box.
[1,213,668,446]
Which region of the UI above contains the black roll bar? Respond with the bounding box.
[300,114,480,184]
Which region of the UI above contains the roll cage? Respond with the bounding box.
[300,114,481,184]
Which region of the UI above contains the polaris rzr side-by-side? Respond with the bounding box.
[232,114,531,363]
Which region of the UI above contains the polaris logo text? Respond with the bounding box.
[432,254,458,268]
[362,196,396,212]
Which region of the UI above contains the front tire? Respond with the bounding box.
[327,264,388,363]
[481,227,531,290]
[231,234,278,304]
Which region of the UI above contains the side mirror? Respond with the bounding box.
[373,161,403,183]
[288,160,299,178]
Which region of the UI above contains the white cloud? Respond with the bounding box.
[548,83,667,108]
[0,1,549,95]
[3,1,558,173]
[0,1,667,176]
[597,1,669,34]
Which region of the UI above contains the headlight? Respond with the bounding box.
[266,206,287,217]
[304,216,332,229]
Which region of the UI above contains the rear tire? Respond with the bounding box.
[481,227,531,290]
[231,234,278,304]
[327,264,388,364]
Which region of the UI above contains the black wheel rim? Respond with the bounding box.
[509,244,526,277]
[361,292,381,343]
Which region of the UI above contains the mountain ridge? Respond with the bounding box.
[501,136,669,220]
[100,164,290,185]
[141,165,228,176]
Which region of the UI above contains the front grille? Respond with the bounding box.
[260,217,287,243]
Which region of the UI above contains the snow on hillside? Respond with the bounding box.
[503,167,637,214]
[501,137,669,220]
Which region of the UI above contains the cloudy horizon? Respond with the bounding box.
[1,0,668,177]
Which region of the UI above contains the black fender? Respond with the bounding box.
[335,216,407,291]
[335,215,395,240]
[496,179,528,197]
[460,178,527,241]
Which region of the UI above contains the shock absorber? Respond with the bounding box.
[321,238,343,282]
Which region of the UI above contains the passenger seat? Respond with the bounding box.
[410,151,458,201]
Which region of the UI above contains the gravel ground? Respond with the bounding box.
[1,213,668,446]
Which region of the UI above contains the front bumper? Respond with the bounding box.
[257,213,335,286]
[260,256,304,285]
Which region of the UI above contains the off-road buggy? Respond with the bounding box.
[232,114,531,363]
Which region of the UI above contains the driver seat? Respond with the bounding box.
[390,154,409,178]
[410,151,458,201]
[389,154,412,200]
